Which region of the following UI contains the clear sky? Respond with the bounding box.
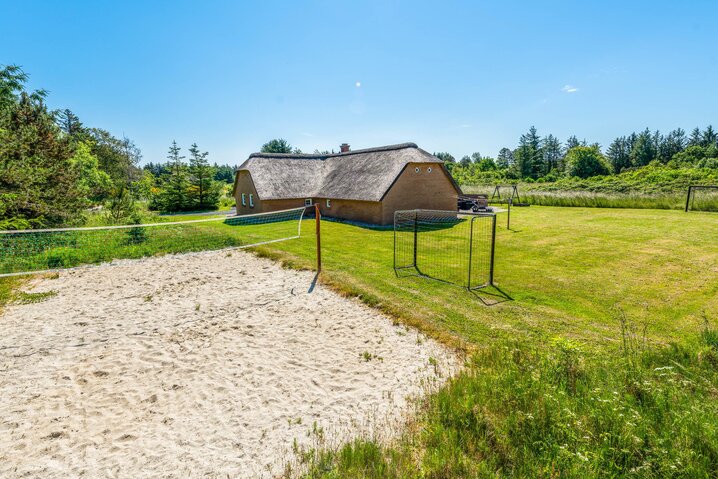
[2,0,717,165]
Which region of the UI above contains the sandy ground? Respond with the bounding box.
[0,249,457,478]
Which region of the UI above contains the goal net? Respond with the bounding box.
[394,209,496,290]
[685,186,718,212]
[0,207,306,277]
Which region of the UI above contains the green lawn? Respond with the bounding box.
[256,207,718,350]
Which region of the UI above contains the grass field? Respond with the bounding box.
[253,207,718,349]
[1,206,717,476]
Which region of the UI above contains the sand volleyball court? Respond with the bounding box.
[0,249,456,478]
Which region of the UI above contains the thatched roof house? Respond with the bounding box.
[233,142,461,225]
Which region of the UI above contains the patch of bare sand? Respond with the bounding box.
[0,249,457,478]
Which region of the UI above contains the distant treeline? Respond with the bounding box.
[442,126,718,188]
[144,161,236,184]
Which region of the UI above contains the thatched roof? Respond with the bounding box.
[235,143,461,202]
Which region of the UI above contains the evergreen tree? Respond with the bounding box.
[630,129,657,167]
[188,143,220,210]
[541,134,563,173]
[55,109,84,138]
[0,92,85,227]
[459,155,472,167]
[702,125,717,147]
[514,126,543,179]
[213,163,236,183]
[688,127,702,146]
[658,128,686,163]
[564,135,585,152]
[496,148,514,169]
[606,136,632,172]
[156,141,191,212]
[471,152,483,163]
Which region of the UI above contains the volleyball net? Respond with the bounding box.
[0,207,306,277]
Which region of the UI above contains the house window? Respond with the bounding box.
[326,199,331,208]
[415,167,420,173]
[249,194,254,207]
[427,167,432,173]
[305,198,313,207]
[241,193,246,206]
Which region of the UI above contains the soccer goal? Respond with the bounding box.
[394,209,496,290]
[0,207,307,277]
[685,185,718,212]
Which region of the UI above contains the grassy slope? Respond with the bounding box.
[255,207,718,349]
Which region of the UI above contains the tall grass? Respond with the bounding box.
[298,319,718,478]
[462,184,718,211]
[521,191,686,209]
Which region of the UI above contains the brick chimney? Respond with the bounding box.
[340,143,350,153]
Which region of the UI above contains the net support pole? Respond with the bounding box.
[315,203,321,273]
[413,210,418,269]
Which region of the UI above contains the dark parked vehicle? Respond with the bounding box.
[458,198,479,211]
[458,195,491,212]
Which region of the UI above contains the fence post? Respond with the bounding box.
[685,186,692,212]
[315,203,321,273]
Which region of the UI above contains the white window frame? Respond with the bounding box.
[326,199,331,208]
[249,194,254,208]
[305,198,313,207]
[241,193,246,206]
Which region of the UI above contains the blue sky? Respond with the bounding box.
[2,0,717,165]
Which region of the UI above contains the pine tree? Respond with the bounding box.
[658,128,686,163]
[702,125,717,147]
[541,134,563,173]
[496,148,514,169]
[514,126,543,179]
[630,129,657,167]
[564,135,585,152]
[188,143,220,210]
[159,141,191,212]
[0,93,85,227]
[55,109,84,138]
[606,137,631,172]
[688,127,702,147]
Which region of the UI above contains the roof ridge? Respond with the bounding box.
[247,142,418,160]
